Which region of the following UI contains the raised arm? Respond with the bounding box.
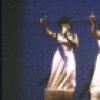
[89,12,100,38]
[40,16,57,39]
[89,12,97,34]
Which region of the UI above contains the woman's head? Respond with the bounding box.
[57,15,73,30]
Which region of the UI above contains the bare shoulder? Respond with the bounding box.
[96,30,100,36]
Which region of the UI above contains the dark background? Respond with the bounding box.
[2,0,100,100]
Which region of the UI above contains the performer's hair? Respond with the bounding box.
[57,15,73,29]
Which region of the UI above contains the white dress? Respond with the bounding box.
[90,40,100,99]
[48,34,76,89]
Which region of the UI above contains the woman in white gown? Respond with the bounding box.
[89,12,100,100]
[40,15,78,90]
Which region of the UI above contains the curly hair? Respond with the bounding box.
[57,15,73,30]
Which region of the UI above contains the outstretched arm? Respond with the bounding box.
[40,16,57,39]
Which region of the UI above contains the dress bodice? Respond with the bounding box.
[57,33,73,51]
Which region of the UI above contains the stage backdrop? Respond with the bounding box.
[2,0,100,100]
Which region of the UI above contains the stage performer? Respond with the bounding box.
[40,15,78,90]
[89,12,100,100]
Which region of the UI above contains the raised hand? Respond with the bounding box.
[89,11,96,23]
[40,16,47,25]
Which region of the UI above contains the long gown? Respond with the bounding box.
[48,33,76,90]
[90,39,100,99]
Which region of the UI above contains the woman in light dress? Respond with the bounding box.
[89,12,100,100]
[40,15,78,90]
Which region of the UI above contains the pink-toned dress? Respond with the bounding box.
[50,33,76,87]
[90,40,100,94]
